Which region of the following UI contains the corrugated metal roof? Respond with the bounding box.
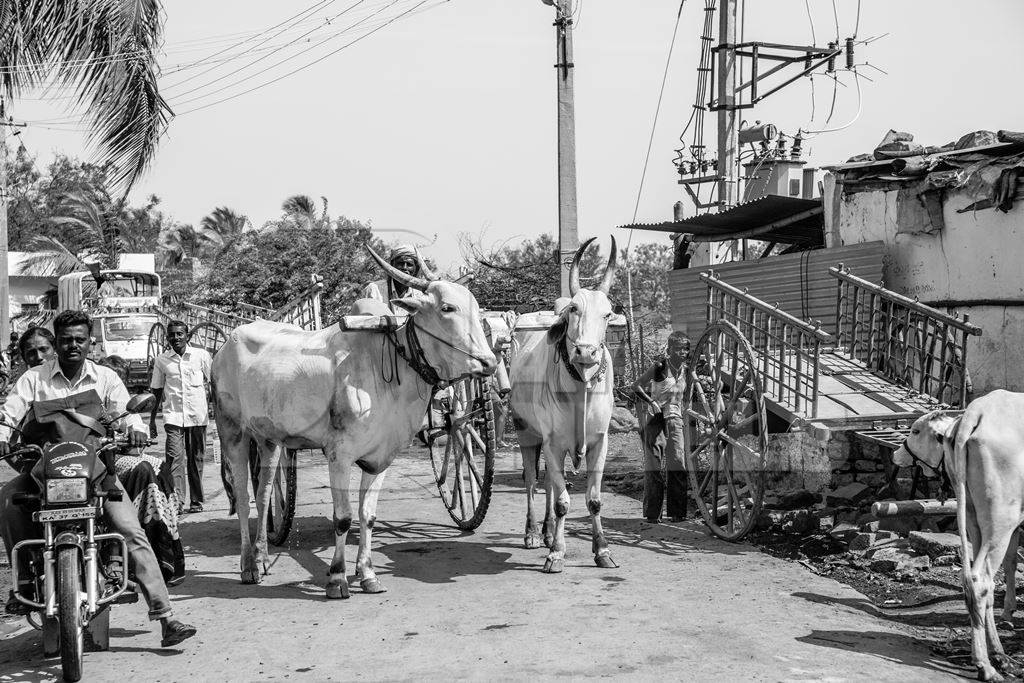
[668,241,885,338]
[620,195,824,246]
[823,141,1024,172]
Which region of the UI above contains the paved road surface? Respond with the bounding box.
[1,444,961,681]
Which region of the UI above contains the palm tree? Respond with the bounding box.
[282,195,318,228]
[199,206,248,255]
[156,223,202,269]
[21,191,126,275]
[0,1,172,189]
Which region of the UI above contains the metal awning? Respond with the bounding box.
[620,194,824,246]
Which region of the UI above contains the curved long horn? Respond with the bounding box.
[365,245,430,292]
[598,236,618,294]
[568,237,596,297]
[454,271,475,285]
[414,248,440,282]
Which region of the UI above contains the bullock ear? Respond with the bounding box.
[391,297,424,315]
[546,316,567,344]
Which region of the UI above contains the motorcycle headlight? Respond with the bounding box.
[45,479,89,504]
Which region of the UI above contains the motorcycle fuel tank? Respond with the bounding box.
[35,441,104,483]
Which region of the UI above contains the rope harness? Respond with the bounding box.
[554,331,609,471]
[555,335,608,385]
[380,317,492,387]
[900,436,954,502]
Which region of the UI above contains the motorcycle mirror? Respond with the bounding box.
[126,393,156,414]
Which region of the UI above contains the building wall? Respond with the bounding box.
[825,166,1024,393]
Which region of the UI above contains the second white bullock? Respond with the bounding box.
[894,391,1024,681]
[510,237,619,573]
[212,248,496,598]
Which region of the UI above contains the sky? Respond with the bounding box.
[11,0,1024,269]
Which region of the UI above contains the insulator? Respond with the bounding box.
[845,38,855,70]
[738,123,778,145]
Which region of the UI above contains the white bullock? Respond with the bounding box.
[212,247,497,598]
[510,237,619,573]
[894,391,1024,681]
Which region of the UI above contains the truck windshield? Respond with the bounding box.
[102,318,152,341]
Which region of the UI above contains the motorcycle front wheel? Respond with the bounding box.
[57,546,84,682]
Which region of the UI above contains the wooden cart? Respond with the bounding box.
[683,263,981,541]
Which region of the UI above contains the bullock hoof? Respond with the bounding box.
[978,664,1004,682]
[594,554,618,569]
[542,558,564,574]
[240,569,262,585]
[360,578,387,594]
[524,534,543,549]
[326,582,351,600]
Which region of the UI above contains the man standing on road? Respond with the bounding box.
[632,331,691,523]
[149,320,212,514]
[0,310,195,646]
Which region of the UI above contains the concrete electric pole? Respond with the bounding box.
[0,102,10,347]
[546,0,579,298]
[716,0,738,213]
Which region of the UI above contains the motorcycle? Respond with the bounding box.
[1,392,155,682]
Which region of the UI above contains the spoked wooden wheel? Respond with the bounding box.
[683,321,769,541]
[248,442,298,546]
[187,321,229,356]
[146,322,166,384]
[427,376,496,530]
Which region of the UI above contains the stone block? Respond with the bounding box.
[829,522,860,543]
[835,473,856,486]
[908,531,961,559]
[608,406,639,433]
[856,473,890,488]
[854,459,882,471]
[865,538,911,557]
[826,482,872,507]
[849,532,876,553]
[778,489,819,510]
[934,554,959,567]
[878,516,921,535]
[867,546,927,573]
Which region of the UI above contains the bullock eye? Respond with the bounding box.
[569,304,579,314]
[440,304,457,313]
[604,312,612,319]
[911,429,919,435]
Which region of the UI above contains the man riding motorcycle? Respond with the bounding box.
[0,310,196,647]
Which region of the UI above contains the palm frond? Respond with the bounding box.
[4,0,171,191]
[20,235,87,276]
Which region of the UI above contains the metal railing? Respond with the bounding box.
[831,265,982,407]
[703,271,834,418]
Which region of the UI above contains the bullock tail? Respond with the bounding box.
[953,410,982,615]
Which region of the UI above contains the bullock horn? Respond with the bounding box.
[365,245,430,292]
[598,236,618,294]
[568,237,597,297]
[454,271,475,285]
[414,248,440,282]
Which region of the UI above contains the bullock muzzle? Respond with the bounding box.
[570,342,603,368]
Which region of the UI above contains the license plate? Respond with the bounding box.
[34,507,96,523]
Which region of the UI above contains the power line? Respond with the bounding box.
[176,0,447,116]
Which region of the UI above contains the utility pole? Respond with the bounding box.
[716,0,738,212]
[0,101,10,348]
[550,0,578,298]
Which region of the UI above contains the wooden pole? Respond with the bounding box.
[716,0,738,235]
[554,0,578,298]
[0,104,10,347]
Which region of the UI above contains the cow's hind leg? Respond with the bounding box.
[252,440,282,577]
[519,427,544,549]
[542,446,570,574]
[964,500,1017,681]
[999,528,1018,629]
[324,442,354,599]
[355,469,388,594]
[586,432,616,569]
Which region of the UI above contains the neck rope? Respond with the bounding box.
[556,335,608,385]
[901,437,954,500]
[381,318,490,387]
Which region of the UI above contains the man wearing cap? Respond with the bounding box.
[361,244,422,304]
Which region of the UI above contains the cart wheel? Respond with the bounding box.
[146,322,167,384]
[249,441,298,546]
[683,320,768,541]
[427,377,495,530]
[187,321,229,356]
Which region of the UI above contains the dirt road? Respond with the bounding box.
[1,444,962,681]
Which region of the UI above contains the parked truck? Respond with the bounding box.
[56,269,162,391]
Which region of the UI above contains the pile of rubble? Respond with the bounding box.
[758,482,960,580]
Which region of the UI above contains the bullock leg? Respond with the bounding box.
[543,475,556,549]
[964,499,1017,681]
[999,528,1019,628]
[227,433,261,584]
[520,433,545,549]
[324,444,354,600]
[355,469,388,594]
[586,432,616,569]
[252,440,282,578]
[542,448,570,574]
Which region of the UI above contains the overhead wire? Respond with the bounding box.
[803,70,863,135]
[175,0,446,116]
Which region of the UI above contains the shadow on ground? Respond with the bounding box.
[796,628,962,678]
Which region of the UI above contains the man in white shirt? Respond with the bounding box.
[149,320,212,514]
[0,310,196,646]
